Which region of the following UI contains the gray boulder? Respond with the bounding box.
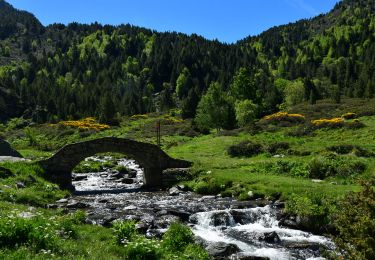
[0,139,22,157]
[205,242,240,258]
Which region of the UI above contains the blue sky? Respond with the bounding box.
[7,0,340,43]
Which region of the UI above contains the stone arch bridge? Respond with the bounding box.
[38,137,192,190]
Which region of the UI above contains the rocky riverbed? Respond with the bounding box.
[50,156,334,259]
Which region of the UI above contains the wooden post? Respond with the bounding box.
[156,120,161,147]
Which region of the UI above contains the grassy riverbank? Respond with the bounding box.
[2,99,375,207]
[1,98,375,258]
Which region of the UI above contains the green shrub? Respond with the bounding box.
[124,237,161,260]
[113,220,138,245]
[266,142,290,154]
[333,181,375,259]
[286,125,315,137]
[227,141,263,157]
[327,144,373,157]
[345,119,366,129]
[220,190,233,198]
[181,244,211,260]
[260,160,309,178]
[73,161,102,173]
[115,165,130,174]
[162,223,194,252]
[193,178,229,195]
[0,216,58,251]
[286,193,336,233]
[308,156,367,179]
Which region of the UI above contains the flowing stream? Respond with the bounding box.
[55,156,334,259]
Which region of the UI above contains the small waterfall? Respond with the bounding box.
[191,206,334,259]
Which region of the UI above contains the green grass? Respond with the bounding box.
[1,99,375,258]
[167,115,375,200]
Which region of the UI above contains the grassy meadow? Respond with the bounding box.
[1,98,375,258]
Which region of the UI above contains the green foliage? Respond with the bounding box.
[281,80,305,109]
[234,99,258,127]
[259,160,310,178]
[192,177,229,195]
[327,144,373,157]
[114,165,130,174]
[195,82,235,132]
[308,155,367,179]
[178,244,211,260]
[123,237,161,260]
[73,161,103,173]
[0,216,59,251]
[227,141,263,157]
[113,220,138,245]
[24,127,37,146]
[286,192,336,233]
[176,67,192,99]
[0,162,68,206]
[230,67,256,101]
[99,93,116,124]
[161,222,194,252]
[333,181,375,259]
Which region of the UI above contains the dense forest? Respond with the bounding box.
[0,0,375,127]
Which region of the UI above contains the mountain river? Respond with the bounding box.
[53,156,334,260]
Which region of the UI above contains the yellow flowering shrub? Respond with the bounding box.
[311,118,344,128]
[262,112,305,124]
[53,117,110,131]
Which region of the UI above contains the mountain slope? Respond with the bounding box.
[0,0,374,124]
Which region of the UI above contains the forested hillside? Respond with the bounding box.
[0,0,374,125]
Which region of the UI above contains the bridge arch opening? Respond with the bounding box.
[72,154,144,192]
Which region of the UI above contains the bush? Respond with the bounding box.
[311,118,345,129]
[308,156,367,179]
[162,223,194,252]
[114,165,130,174]
[345,119,366,129]
[261,112,305,125]
[193,179,224,195]
[113,220,138,245]
[286,193,336,234]
[286,125,315,137]
[266,142,290,154]
[73,163,102,173]
[124,237,161,260]
[227,141,263,157]
[327,144,373,157]
[181,244,211,260]
[260,160,309,178]
[333,181,375,259]
[0,216,59,251]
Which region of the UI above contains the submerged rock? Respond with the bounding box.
[72,174,88,181]
[66,201,89,209]
[121,178,134,184]
[169,186,181,196]
[263,231,281,243]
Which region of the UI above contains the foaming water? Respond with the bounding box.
[191,206,334,259]
[70,156,335,259]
